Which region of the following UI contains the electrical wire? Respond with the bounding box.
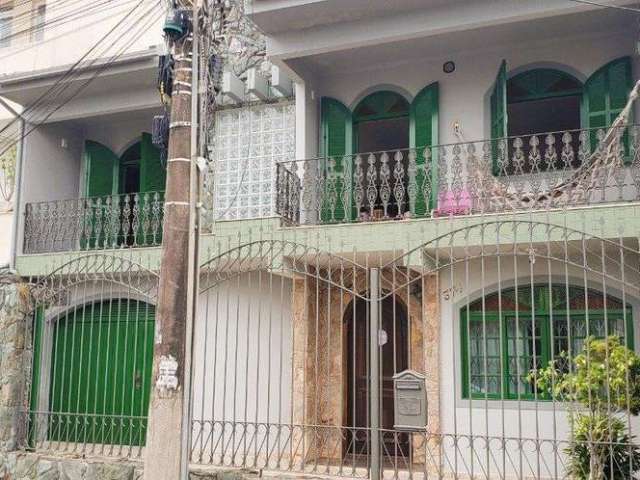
[1,0,142,44]
[565,0,640,13]
[0,0,165,156]
[5,0,157,120]
[16,2,165,141]
[0,0,153,140]
[0,4,146,61]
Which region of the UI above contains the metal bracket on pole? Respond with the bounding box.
[369,268,381,480]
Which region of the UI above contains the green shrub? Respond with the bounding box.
[531,336,640,480]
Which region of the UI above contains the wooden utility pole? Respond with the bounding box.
[144,1,199,477]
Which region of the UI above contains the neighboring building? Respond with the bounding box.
[3,1,640,480]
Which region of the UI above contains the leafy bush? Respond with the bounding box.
[531,336,640,480]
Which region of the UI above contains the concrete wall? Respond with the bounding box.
[190,272,294,463]
[82,110,161,157]
[20,122,84,205]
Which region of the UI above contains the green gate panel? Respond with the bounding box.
[47,300,155,446]
[410,82,439,214]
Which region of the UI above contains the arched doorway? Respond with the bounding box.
[353,91,410,219]
[119,141,142,195]
[343,294,409,456]
[353,90,410,153]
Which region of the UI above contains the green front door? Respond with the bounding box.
[47,300,155,446]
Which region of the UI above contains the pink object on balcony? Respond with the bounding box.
[434,189,472,217]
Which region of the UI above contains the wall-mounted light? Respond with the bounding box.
[443,61,456,74]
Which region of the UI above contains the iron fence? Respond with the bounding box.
[23,191,165,254]
[276,125,640,225]
[14,213,640,479]
[186,220,640,479]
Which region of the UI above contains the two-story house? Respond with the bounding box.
[3,1,640,480]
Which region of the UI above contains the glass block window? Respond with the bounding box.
[0,5,12,48]
[210,102,295,221]
[461,284,634,400]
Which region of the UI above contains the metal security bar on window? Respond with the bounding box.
[461,285,633,400]
[23,191,165,254]
[276,125,640,225]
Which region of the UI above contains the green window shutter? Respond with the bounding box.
[410,82,439,215]
[583,56,632,162]
[140,132,166,193]
[139,133,165,245]
[321,97,352,222]
[83,141,117,249]
[490,60,507,175]
[84,141,117,197]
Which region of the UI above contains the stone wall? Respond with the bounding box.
[0,285,30,453]
[0,452,266,480]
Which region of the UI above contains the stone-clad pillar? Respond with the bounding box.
[290,275,347,466]
[0,286,29,452]
[422,273,441,472]
[290,277,312,466]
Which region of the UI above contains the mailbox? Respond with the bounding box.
[393,369,427,431]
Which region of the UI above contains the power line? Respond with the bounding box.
[15,2,164,144]
[0,0,165,156]
[0,5,144,61]
[0,0,151,134]
[565,0,640,13]
[3,0,144,45]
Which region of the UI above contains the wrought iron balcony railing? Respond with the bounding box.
[276,125,640,225]
[23,191,165,254]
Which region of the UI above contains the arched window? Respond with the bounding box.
[353,90,410,153]
[508,69,582,173]
[507,69,583,137]
[84,133,165,198]
[490,58,633,175]
[119,141,141,194]
[460,284,634,400]
[320,84,438,221]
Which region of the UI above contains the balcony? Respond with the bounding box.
[276,125,640,226]
[23,191,165,254]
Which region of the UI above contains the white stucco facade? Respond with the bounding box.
[7,2,640,478]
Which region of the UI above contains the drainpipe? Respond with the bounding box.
[9,117,25,271]
[0,95,26,271]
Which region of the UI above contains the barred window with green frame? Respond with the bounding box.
[460,284,634,400]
